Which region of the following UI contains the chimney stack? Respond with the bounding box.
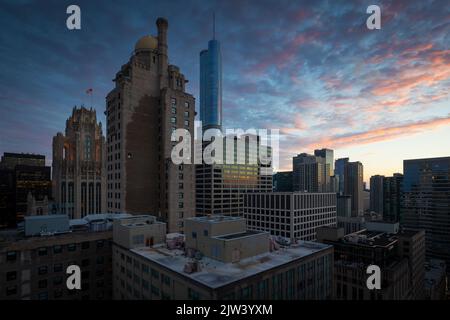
[156,17,169,89]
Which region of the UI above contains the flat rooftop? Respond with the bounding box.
[131,241,332,290]
[342,230,397,247]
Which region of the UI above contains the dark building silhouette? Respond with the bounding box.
[273,171,293,192]
[402,157,450,275]
[370,175,384,215]
[317,223,425,300]
[383,173,403,223]
[0,153,51,228]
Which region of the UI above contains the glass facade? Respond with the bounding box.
[402,157,450,274]
[200,39,222,130]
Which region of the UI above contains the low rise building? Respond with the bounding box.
[243,192,337,241]
[113,215,334,300]
[317,224,425,300]
[0,213,130,300]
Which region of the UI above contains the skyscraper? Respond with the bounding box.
[105,18,195,232]
[200,16,222,131]
[196,134,272,216]
[335,157,349,194]
[402,157,450,275]
[314,148,334,176]
[292,153,330,192]
[344,161,364,217]
[370,175,384,215]
[383,173,403,223]
[52,106,106,219]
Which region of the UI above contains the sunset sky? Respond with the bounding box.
[0,0,449,183]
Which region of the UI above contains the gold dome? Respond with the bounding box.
[135,35,158,51]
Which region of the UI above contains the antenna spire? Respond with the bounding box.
[213,12,215,40]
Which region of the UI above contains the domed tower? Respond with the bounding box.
[105,18,195,233]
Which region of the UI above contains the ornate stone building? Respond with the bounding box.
[52,107,106,219]
[105,18,195,233]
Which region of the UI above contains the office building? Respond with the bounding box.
[113,215,334,300]
[0,153,51,227]
[52,107,106,219]
[334,157,349,194]
[383,173,403,223]
[314,149,334,176]
[199,19,222,131]
[344,161,364,217]
[293,153,330,193]
[105,18,195,233]
[0,214,127,300]
[273,171,293,192]
[317,223,425,300]
[402,157,450,275]
[196,134,272,216]
[243,192,337,241]
[370,175,384,215]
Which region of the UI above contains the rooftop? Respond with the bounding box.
[342,230,397,248]
[131,240,332,289]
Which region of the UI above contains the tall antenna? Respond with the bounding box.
[213,12,215,40]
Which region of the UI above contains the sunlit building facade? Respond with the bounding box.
[196,135,272,216]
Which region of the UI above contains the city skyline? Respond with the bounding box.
[1,0,449,183]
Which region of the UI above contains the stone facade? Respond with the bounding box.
[52,107,106,219]
[105,18,195,233]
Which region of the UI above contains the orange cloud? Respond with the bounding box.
[291,116,450,151]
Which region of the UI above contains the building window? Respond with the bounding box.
[38,279,48,289]
[67,243,76,252]
[151,269,159,279]
[171,117,176,124]
[6,271,17,281]
[203,230,208,237]
[192,231,197,239]
[162,274,171,286]
[54,263,63,273]
[38,247,48,256]
[151,285,160,296]
[81,242,90,250]
[85,136,92,160]
[171,98,177,107]
[6,251,17,261]
[184,101,189,108]
[53,245,62,254]
[184,111,189,117]
[188,288,199,300]
[171,107,176,114]
[6,286,17,296]
[38,292,48,300]
[96,256,104,265]
[38,266,48,275]
[184,120,189,126]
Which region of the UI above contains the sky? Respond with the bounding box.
[0,0,449,183]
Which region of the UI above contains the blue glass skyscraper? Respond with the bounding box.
[200,21,222,131]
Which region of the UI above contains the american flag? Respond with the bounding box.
[86,88,93,94]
